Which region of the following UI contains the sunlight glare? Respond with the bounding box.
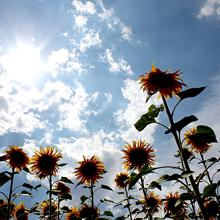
[2,42,44,83]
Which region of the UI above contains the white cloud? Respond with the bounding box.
[97,0,132,41]
[72,0,96,15]
[198,0,220,17]
[100,49,133,75]
[114,79,161,143]
[75,15,88,27]
[47,48,83,77]
[79,29,102,52]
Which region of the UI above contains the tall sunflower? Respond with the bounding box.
[14,203,28,220]
[115,172,130,189]
[74,155,105,185]
[122,140,155,170]
[66,207,80,220]
[144,192,162,214]
[139,65,186,99]
[184,127,211,153]
[203,198,219,218]
[30,146,62,179]
[4,146,29,172]
[164,192,187,217]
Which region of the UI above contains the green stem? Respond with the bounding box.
[57,196,60,220]
[7,169,15,220]
[91,182,94,220]
[49,175,52,220]
[140,176,152,220]
[162,96,208,220]
[124,187,133,220]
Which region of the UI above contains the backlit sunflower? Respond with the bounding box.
[4,146,29,172]
[184,127,211,153]
[54,181,71,198]
[79,204,99,220]
[30,146,62,179]
[203,198,219,218]
[143,192,162,214]
[115,172,130,189]
[66,207,80,220]
[139,65,186,99]
[41,200,57,219]
[164,192,187,216]
[14,203,28,220]
[0,199,8,220]
[122,140,155,170]
[74,155,105,185]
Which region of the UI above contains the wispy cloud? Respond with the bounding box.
[100,49,133,75]
[72,0,96,15]
[198,0,220,18]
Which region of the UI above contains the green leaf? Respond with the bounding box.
[0,155,6,161]
[203,183,217,198]
[20,190,32,196]
[148,181,162,191]
[177,87,206,100]
[180,193,194,201]
[197,125,217,143]
[22,183,34,190]
[60,176,73,184]
[34,184,42,190]
[61,206,71,213]
[100,184,113,191]
[80,195,88,203]
[115,216,125,220]
[165,115,198,134]
[139,164,154,176]
[181,171,194,178]
[103,210,114,217]
[134,104,163,131]
[58,163,68,167]
[128,172,139,189]
[0,172,11,187]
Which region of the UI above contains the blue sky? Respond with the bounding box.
[0,0,220,218]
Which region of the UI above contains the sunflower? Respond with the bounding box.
[54,181,71,198]
[30,146,62,179]
[66,207,80,220]
[143,192,162,214]
[79,204,99,220]
[4,146,29,172]
[184,127,211,153]
[139,65,186,99]
[14,203,28,220]
[164,192,187,216]
[74,155,105,185]
[115,172,130,189]
[41,200,57,219]
[203,198,219,218]
[122,140,155,170]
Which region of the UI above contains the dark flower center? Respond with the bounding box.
[149,72,175,88]
[10,151,26,165]
[81,162,98,177]
[129,148,149,167]
[38,155,56,172]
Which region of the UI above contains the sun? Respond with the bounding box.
[1,42,45,83]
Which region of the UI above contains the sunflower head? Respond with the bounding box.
[203,198,219,218]
[122,140,155,170]
[79,204,99,220]
[184,127,211,153]
[41,200,57,218]
[143,192,162,214]
[164,192,187,217]
[30,146,62,179]
[115,172,130,189]
[139,65,186,99]
[14,203,28,220]
[54,181,71,199]
[4,146,29,172]
[66,207,80,220]
[74,155,105,185]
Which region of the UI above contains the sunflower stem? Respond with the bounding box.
[91,182,94,220]
[124,187,133,220]
[140,176,152,220]
[162,96,208,220]
[57,196,60,220]
[7,169,14,220]
[49,174,52,220]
